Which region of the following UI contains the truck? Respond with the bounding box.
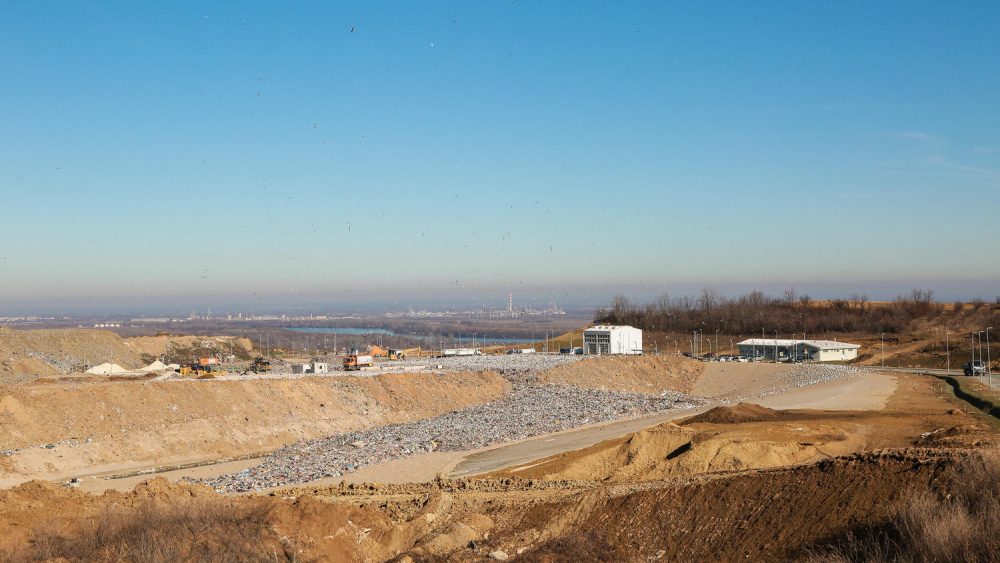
[963,360,986,376]
[343,354,375,371]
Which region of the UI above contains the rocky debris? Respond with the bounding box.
[196,384,706,492]
[721,364,867,403]
[388,354,583,378]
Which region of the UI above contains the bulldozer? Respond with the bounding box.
[249,356,271,374]
[388,347,421,360]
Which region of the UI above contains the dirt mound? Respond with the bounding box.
[124,335,254,360]
[495,451,970,562]
[0,327,141,382]
[536,355,704,395]
[915,424,984,445]
[681,403,780,424]
[0,450,986,562]
[0,477,393,562]
[0,371,510,484]
[313,450,977,562]
[498,414,855,483]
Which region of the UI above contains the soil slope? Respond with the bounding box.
[0,372,509,485]
[536,355,704,395]
[0,328,141,383]
[0,451,978,562]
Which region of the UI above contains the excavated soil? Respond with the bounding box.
[0,328,142,383]
[492,374,998,484]
[0,450,985,562]
[680,402,781,424]
[3,346,999,562]
[535,355,704,395]
[0,372,509,485]
[123,334,254,358]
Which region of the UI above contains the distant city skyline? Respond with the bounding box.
[2,2,998,312]
[1,279,997,317]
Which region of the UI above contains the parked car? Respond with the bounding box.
[963,361,986,376]
[736,356,749,363]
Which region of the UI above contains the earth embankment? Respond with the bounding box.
[0,371,509,485]
[0,328,141,383]
[535,355,704,394]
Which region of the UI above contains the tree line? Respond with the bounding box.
[593,289,961,335]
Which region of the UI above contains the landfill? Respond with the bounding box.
[197,382,706,492]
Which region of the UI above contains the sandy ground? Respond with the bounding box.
[757,371,897,410]
[2,368,996,562]
[71,365,897,492]
[0,371,509,487]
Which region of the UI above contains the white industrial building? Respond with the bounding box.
[737,339,860,362]
[583,325,643,355]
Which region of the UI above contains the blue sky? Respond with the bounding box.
[2,1,999,313]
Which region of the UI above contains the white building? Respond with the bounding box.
[737,338,860,362]
[800,340,861,362]
[583,325,643,355]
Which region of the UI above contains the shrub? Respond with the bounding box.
[24,498,307,563]
[808,453,1000,562]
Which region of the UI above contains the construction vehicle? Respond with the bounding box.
[388,347,421,360]
[179,357,223,377]
[249,356,271,374]
[343,354,375,371]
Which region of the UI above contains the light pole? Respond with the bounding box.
[945,329,950,375]
[987,327,993,387]
[774,330,778,362]
[880,333,885,370]
[978,331,985,381]
[971,331,976,373]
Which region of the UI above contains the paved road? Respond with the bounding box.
[865,366,980,377]
[451,371,898,477]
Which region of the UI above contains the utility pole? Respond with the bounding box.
[987,327,993,387]
[945,329,950,375]
[978,331,985,381]
[976,330,986,381]
[881,333,885,370]
[972,332,976,377]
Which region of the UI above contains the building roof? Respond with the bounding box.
[584,325,640,332]
[737,338,860,350]
[738,338,799,347]
[801,340,861,350]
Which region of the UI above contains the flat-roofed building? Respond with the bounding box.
[583,325,643,355]
[737,338,860,362]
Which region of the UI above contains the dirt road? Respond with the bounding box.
[449,368,896,478]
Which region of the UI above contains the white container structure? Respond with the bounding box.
[583,325,643,355]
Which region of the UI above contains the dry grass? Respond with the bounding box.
[3,497,308,563]
[808,453,1000,562]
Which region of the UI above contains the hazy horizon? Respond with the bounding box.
[2,278,997,317]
